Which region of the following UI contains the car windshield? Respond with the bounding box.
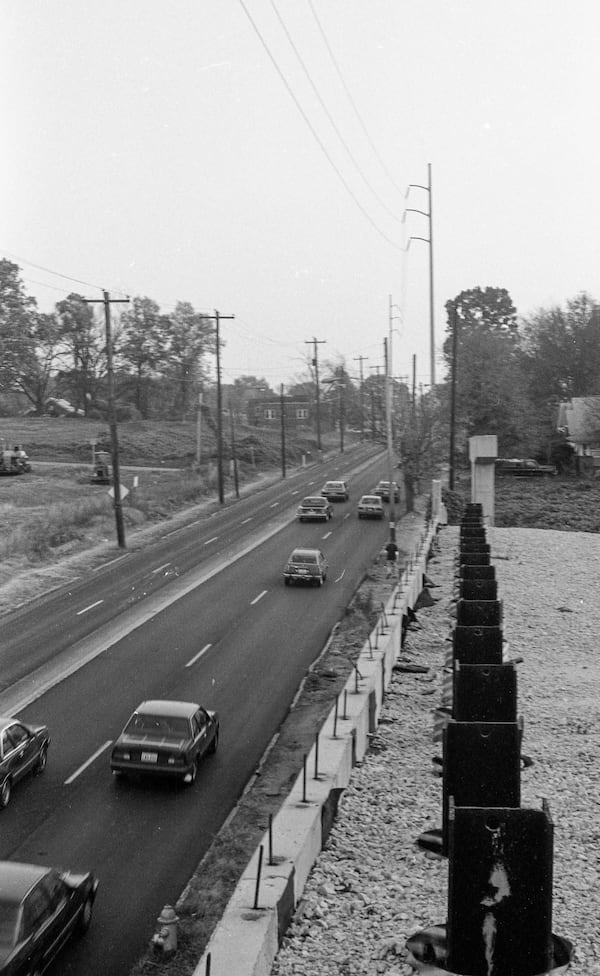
[290,552,317,564]
[124,714,191,738]
[0,901,20,947]
[361,496,380,503]
[302,498,324,506]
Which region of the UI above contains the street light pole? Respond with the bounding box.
[207,309,234,504]
[449,303,460,491]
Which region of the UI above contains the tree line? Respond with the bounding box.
[1,258,598,468]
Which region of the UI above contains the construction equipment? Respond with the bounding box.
[0,444,31,475]
[91,451,112,485]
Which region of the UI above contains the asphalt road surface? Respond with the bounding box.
[0,447,401,975]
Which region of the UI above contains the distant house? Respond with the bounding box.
[247,395,312,428]
[557,397,600,473]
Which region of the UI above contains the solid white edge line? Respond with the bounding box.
[250,590,268,605]
[186,643,213,668]
[76,600,104,616]
[64,740,113,784]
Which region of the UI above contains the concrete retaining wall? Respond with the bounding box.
[192,519,439,976]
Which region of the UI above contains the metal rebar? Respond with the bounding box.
[313,731,320,779]
[333,696,339,738]
[253,844,264,910]
[342,689,348,719]
[302,754,307,802]
[268,813,274,865]
[206,951,211,976]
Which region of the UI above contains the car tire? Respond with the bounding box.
[35,744,48,775]
[209,728,219,754]
[185,760,198,786]
[318,576,325,586]
[77,896,94,935]
[0,777,11,809]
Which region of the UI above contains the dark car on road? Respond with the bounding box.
[373,480,400,502]
[495,458,557,476]
[296,496,333,521]
[283,548,328,586]
[0,860,98,975]
[320,480,349,502]
[0,717,50,809]
[110,700,219,784]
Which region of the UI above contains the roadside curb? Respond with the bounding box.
[192,517,440,976]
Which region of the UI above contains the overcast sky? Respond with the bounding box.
[3,2,599,390]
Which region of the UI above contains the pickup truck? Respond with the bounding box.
[495,458,557,477]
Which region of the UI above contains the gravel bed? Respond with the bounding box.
[270,525,600,976]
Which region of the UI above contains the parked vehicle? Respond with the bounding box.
[0,860,98,974]
[283,548,328,586]
[0,445,31,476]
[0,717,50,809]
[320,480,349,502]
[296,496,333,521]
[495,458,557,477]
[357,494,385,519]
[373,480,400,502]
[110,700,219,784]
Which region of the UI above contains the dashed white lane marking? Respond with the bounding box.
[65,741,113,784]
[153,562,171,575]
[251,590,268,605]
[204,536,219,545]
[322,531,332,539]
[334,570,346,583]
[343,512,351,520]
[270,502,279,508]
[93,554,128,572]
[241,517,253,524]
[186,643,213,668]
[291,490,300,495]
[77,600,104,616]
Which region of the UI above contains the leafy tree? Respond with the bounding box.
[0,260,62,413]
[164,302,215,419]
[55,293,104,414]
[520,292,600,401]
[119,296,169,417]
[443,287,523,456]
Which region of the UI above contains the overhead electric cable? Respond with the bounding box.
[237,0,405,252]
[307,0,405,197]
[0,248,106,293]
[270,0,403,224]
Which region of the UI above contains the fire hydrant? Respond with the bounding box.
[152,904,178,958]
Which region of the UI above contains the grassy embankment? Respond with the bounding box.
[0,417,346,564]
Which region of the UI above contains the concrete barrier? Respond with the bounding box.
[192,519,438,976]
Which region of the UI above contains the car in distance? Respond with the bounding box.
[0,860,98,975]
[283,548,328,586]
[495,458,558,477]
[0,716,50,809]
[110,700,219,784]
[357,494,385,519]
[320,480,349,502]
[373,480,400,502]
[296,496,333,521]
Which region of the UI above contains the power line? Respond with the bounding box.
[307,0,406,198]
[270,0,403,225]
[237,0,405,252]
[0,248,106,293]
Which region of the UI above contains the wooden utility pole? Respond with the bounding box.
[353,355,368,439]
[84,290,130,548]
[305,337,326,451]
[206,309,235,504]
[280,383,287,478]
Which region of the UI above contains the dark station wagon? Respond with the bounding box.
[283,548,328,587]
[0,860,98,975]
[110,700,219,784]
[0,717,50,809]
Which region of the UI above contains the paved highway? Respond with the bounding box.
[0,447,398,975]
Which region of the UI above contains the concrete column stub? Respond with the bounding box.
[468,435,497,525]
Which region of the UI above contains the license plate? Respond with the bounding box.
[141,752,158,763]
